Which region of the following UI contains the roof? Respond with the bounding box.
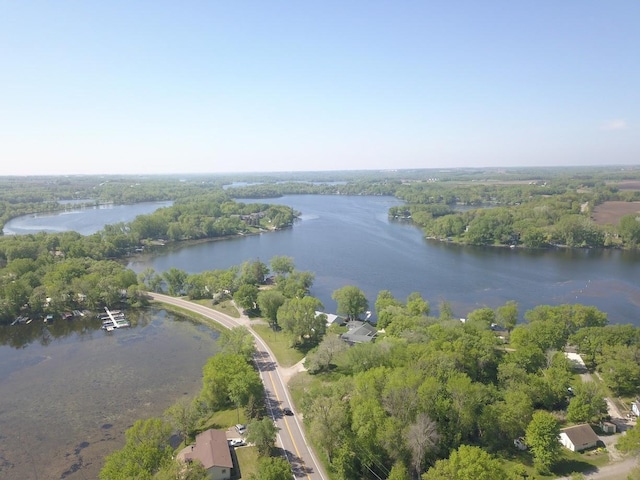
[560,424,599,447]
[316,311,346,327]
[341,321,378,343]
[181,429,233,470]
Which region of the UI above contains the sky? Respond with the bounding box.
[1,1,638,175]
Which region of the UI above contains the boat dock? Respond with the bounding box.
[101,307,130,331]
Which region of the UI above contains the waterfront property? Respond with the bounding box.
[177,429,233,480]
[341,320,378,344]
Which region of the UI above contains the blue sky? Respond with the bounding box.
[1,1,638,175]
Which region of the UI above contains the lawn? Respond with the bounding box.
[501,446,610,479]
[234,446,259,479]
[252,324,305,367]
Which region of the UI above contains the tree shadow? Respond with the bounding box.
[272,446,314,478]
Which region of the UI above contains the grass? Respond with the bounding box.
[501,447,610,479]
[252,324,305,367]
[234,446,259,479]
[199,407,247,432]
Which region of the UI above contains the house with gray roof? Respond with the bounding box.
[341,320,378,344]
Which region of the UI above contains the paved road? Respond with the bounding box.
[148,293,327,480]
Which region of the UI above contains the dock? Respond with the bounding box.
[101,307,130,330]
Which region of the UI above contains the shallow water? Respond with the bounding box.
[0,307,219,480]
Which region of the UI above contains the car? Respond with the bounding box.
[282,407,294,416]
[228,439,245,447]
[514,437,527,451]
[235,424,247,435]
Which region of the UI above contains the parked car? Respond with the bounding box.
[235,424,247,435]
[514,437,527,451]
[283,407,294,416]
[228,439,245,447]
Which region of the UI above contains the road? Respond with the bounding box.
[148,293,327,480]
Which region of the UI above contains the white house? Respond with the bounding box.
[559,424,599,452]
[176,429,233,480]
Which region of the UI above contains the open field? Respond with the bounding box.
[591,201,640,225]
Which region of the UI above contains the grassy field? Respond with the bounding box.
[252,324,305,367]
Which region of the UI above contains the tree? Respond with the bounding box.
[200,353,263,410]
[617,424,640,454]
[467,307,495,327]
[164,398,200,444]
[277,296,325,347]
[219,326,255,362]
[305,333,349,373]
[234,283,259,312]
[408,413,440,476]
[332,285,368,321]
[154,459,208,480]
[439,300,454,321]
[246,417,279,456]
[257,289,285,327]
[388,461,411,480]
[162,267,187,296]
[421,445,507,480]
[99,418,172,480]
[525,411,562,475]
[270,255,295,276]
[496,300,518,331]
[566,381,608,424]
[406,292,430,316]
[238,259,269,285]
[249,456,292,480]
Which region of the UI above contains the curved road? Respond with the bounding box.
[148,293,327,480]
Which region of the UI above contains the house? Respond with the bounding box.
[317,311,346,328]
[341,320,378,344]
[176,429,233,480]
[559,424,600,452]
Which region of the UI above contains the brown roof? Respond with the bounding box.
[560,424,599,448]
[183,429,233,470]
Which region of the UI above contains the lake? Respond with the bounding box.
[0,308,220,480]
[2,201,173,236]
[128,195,640,325]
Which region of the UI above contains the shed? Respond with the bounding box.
[632,400,640,417]
[600,421,616,434]
[177,429,233,480]
[559,424,599,452]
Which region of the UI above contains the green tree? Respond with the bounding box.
[421,445,507,480]
[277,296,325,347]
[566,381,608,424]
[617,424,640,454]
[249,456,292,480]
[388,460,411,480]
[99,418,172,480]
[162,267,187,296]
[200,353,263,410]
[219,326,255,362]
[406,292,430,316]
[467,307,495,327]
[164,398,200,444]
[257,289,286,327]
[305,333,349,374]
[525,411,562,474]
[496,300,518,331]
[246,417,279,456]
[332,285,368,321]
[234,283,259,312]
[270,255,295,276]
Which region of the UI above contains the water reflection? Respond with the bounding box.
[0,307,220,480]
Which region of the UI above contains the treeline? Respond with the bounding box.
[0,195,295,324]
[390,178,640,248]
[298,291,640,479]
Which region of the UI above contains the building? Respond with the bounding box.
[341,320,378,344]
[317,311,346,328]
[631,400,640,417]
[176,429,233,480]
[559,424,600,452]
